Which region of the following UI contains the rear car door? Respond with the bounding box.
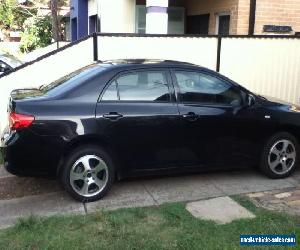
[95,68,181,174]
[171,68,248,167]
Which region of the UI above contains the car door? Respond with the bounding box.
[171,68,251,167]
[95,68,181,174]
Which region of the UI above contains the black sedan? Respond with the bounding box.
[1,59,299,202]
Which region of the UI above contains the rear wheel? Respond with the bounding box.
[60,145,115,202]
[260,132,299,178]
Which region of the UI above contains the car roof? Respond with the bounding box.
[95,59,242,89]
[98,59,203,69]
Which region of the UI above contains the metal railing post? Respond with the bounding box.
[216,36,222,72]
[93,33,98,61]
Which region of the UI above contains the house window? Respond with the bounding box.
[186,14,210,35]
[135,5,185,34]
[89,15,97,34]
[168,7,185,34]
[71,18,78,41]
[136,5,146,34]
[216,13,230,35]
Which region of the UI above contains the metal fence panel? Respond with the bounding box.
[220,37,300,104]
[97,36,219,70]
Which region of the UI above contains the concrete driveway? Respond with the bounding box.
[0,166,299,228]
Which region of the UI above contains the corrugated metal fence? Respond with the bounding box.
[96,34,300,105]
[220,37,300,105]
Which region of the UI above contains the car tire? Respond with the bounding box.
[60,145,115,202]
[260,132,299,179]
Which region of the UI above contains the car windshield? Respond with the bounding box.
[40,64,104,97]
[0,54,22,67]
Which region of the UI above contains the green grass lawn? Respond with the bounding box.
[0,196,298,250]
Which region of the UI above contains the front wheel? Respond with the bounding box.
[260,132,299,179]
[60,145,115,202]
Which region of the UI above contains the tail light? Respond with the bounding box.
[9,112,35,130]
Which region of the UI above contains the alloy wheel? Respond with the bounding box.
[268,139,296,175]
[69,155,109,197]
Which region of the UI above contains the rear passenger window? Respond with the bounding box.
[102,81,118,101]
[101,70,170,102]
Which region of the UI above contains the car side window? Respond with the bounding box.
[174,71,242,106]
[101,70,170,102]
[0,60,10,73]
[102,81,118,101]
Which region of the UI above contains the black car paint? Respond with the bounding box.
[1,61,300,178]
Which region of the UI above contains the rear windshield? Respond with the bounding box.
[40,64,104,97]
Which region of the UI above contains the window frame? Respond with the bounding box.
[215,12,231,35]
[171,68,244,107]
[99,68,175,103]
[0,60,12,73]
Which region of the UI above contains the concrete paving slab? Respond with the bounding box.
[142,174,225,204]
[86,181,157,213]
[186,196,255,224]
[211,170,296,195]
[0,191,85,229]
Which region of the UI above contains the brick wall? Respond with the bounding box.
[255,0,300,34]
[185,0,300,35]
[236,0,250,34]
[185,0,242,35]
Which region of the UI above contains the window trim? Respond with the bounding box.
[215,11,231,35]
[171,68,244,107]
[99,68,174,103]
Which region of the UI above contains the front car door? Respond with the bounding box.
[95,68,181,176]
[171,68,250,167]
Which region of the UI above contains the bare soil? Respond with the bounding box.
[0,176,62,200]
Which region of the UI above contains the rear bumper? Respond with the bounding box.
[1,128,64,177]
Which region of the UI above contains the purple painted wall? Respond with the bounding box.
[70,0,88,41]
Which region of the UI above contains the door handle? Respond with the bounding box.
[103,112,123,120]
[182,112,199,121]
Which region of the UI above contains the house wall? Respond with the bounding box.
[185,0,241,35]
[70,0,88,40]
[236,0,250,34]
[185,0,300,35]
[88,0,98,17]
[99,0,136,33]
[254,0,300,34]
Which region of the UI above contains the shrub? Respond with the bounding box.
[20,15,52,53]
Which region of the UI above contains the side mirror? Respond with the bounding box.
[247,94,256,107]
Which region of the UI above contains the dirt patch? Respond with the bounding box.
[0,176,62,200]
[0,166,11,178]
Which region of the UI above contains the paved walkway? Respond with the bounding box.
[0,166,299,229]
[248,187,300,216]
